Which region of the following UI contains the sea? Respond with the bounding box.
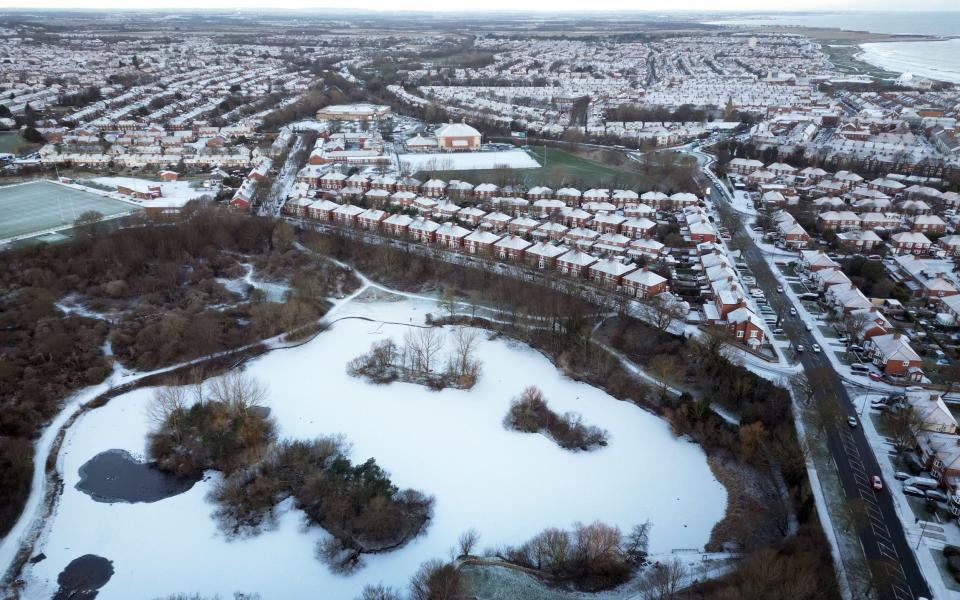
[704,11,960,82]
[703,11,960,37]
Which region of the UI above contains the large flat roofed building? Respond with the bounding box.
[435,122,482,152]
[316,103,392,122]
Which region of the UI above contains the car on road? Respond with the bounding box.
[796,344,805,353]
[777,285,783,293]
[871,475,883,491]
[903,485,925,497]
[804,323,812,331]
[847,416,858,428]
[789,308,797,316]
[812,344,821,353]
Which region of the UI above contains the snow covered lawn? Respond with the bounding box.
[22,294,725,599]
[397,150,540,172]
[91,176,214,209]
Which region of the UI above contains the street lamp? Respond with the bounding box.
[915,519,928,550]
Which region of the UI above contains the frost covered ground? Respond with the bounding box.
[397,150,540,172]
[21,293,725,599]
[91,176,215,209]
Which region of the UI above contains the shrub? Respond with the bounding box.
[504,386,608,451]
[499,521,648,592]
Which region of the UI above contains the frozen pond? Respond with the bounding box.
[76,449,200,504]
[52,554,113,600]
[22,295,726,599]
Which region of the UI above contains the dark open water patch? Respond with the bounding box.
[76,449,200,503]
[53,554,113,600]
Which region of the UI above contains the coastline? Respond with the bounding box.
[856,39,960,84]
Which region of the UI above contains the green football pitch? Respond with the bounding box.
[0,181,142,242]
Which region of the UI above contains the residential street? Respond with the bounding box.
[697,156,932,600]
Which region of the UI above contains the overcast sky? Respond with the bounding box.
[3,1,960,11]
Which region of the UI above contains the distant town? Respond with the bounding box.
[0,9,959,600]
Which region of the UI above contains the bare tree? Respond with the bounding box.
[404,328,444,375]
[648,354,676,402]
[409,559,464,600]
[207,371,268,416]
[623,521,652,565]
[887,404,923,455]
[442,287,457,319]
[457,528,480,557]
[451,327,481,386]
[356,584,402,600]
[643,292,685,332]
[639,557,687,600]
[148,384,189,442]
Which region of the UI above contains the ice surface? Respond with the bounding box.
[22,295,725,599]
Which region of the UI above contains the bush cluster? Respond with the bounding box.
[504,386,608,451]
[499,521,649,592]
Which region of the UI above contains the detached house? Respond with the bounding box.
[727,307,765,347]
[589,258,637,289]
[622,268,668,298]
[866,332,923,381]
[526,242,567,270]
[435,222,471,248]
[493,235,532,261]
[890,232,933,255]
[557,250,598,277]
[463,230,501,255]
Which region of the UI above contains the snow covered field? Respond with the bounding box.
[397,150,540,172]
[858,40,960,84]
[91,176,215,209]
[22,294,725,599]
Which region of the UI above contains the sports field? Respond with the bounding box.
[0,181,142,242]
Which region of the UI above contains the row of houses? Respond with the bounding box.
[282,197,672,299]
[294,168,701,209]
[799,250,926,381]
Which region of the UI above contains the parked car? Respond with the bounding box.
[847,416,858,428]
[789,308,797,316]
[925,490,948,502]
[871,476,883,491]
[903,485,926,498]
[804,323,812,331]
[869,372,882,382]
[772,328,784,335]
[894,471,910,481]
[850,363,869,373]
[848,344,864,353]
[904,476,940,490]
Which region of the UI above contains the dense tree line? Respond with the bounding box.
[0,208,357,538]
